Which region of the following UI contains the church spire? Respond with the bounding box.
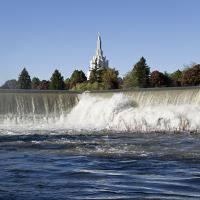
[87,33,109,80]
[96,32,103,56]
[97,32,102,50]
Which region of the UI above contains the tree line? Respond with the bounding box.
[1,57,200,91]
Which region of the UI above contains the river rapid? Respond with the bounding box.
[0,130,200,199]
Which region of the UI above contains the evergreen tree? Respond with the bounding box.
[49,69,65,90]
[18,68,31,89]
[89,59,104,83]
[89,68,100,83]
[123,57,150,88]
[31,77,40,89]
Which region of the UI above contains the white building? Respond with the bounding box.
[87,33,109,80]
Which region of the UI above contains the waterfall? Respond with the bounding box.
[0,90,79,128]
[66,87,200,132]
[88,87,200,106]
[0,87,200,132]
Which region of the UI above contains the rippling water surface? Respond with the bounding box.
[0,130,200,199]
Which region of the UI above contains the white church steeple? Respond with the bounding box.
[87,33,109,80]
[96,32,103,56]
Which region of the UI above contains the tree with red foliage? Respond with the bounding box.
[150,70,169,87]
[181,64,200,86]
[38,80,50,90]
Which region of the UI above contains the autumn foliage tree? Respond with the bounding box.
[150,71,169,87]
[181,64,200,86]
[38,80,50,90]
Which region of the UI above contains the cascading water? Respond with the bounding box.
[0,90,79,129]
[67,90,200,132]
[0,87,200,132]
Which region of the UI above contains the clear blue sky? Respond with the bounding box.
[0,0,200,84]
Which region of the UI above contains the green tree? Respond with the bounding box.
[102,68,119,89]
[117,77,123,89]
[89,69,97,83]
[0,79,18,89]
[170,69,183,86]
[18,68,31,89]
[72,82,104,91]
[70,70,87,88]
[89,68,103,83]
[89,58,102,83]
[49,69,65,90]
[123,57,150,88]
[64,78,71,90]
[31,77,40,89]
[181,64,200,86]
[163,71,173,86]
[71,68,120,91]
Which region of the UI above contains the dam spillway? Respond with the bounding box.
[0,87,200,132]
[0,90,79,128]
[88,86,200,106]
[0,90,79,114]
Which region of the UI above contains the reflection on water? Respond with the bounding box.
[0,131,200,199]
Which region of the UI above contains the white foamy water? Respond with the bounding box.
[0,88,200,133]
[65,93,200,132]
